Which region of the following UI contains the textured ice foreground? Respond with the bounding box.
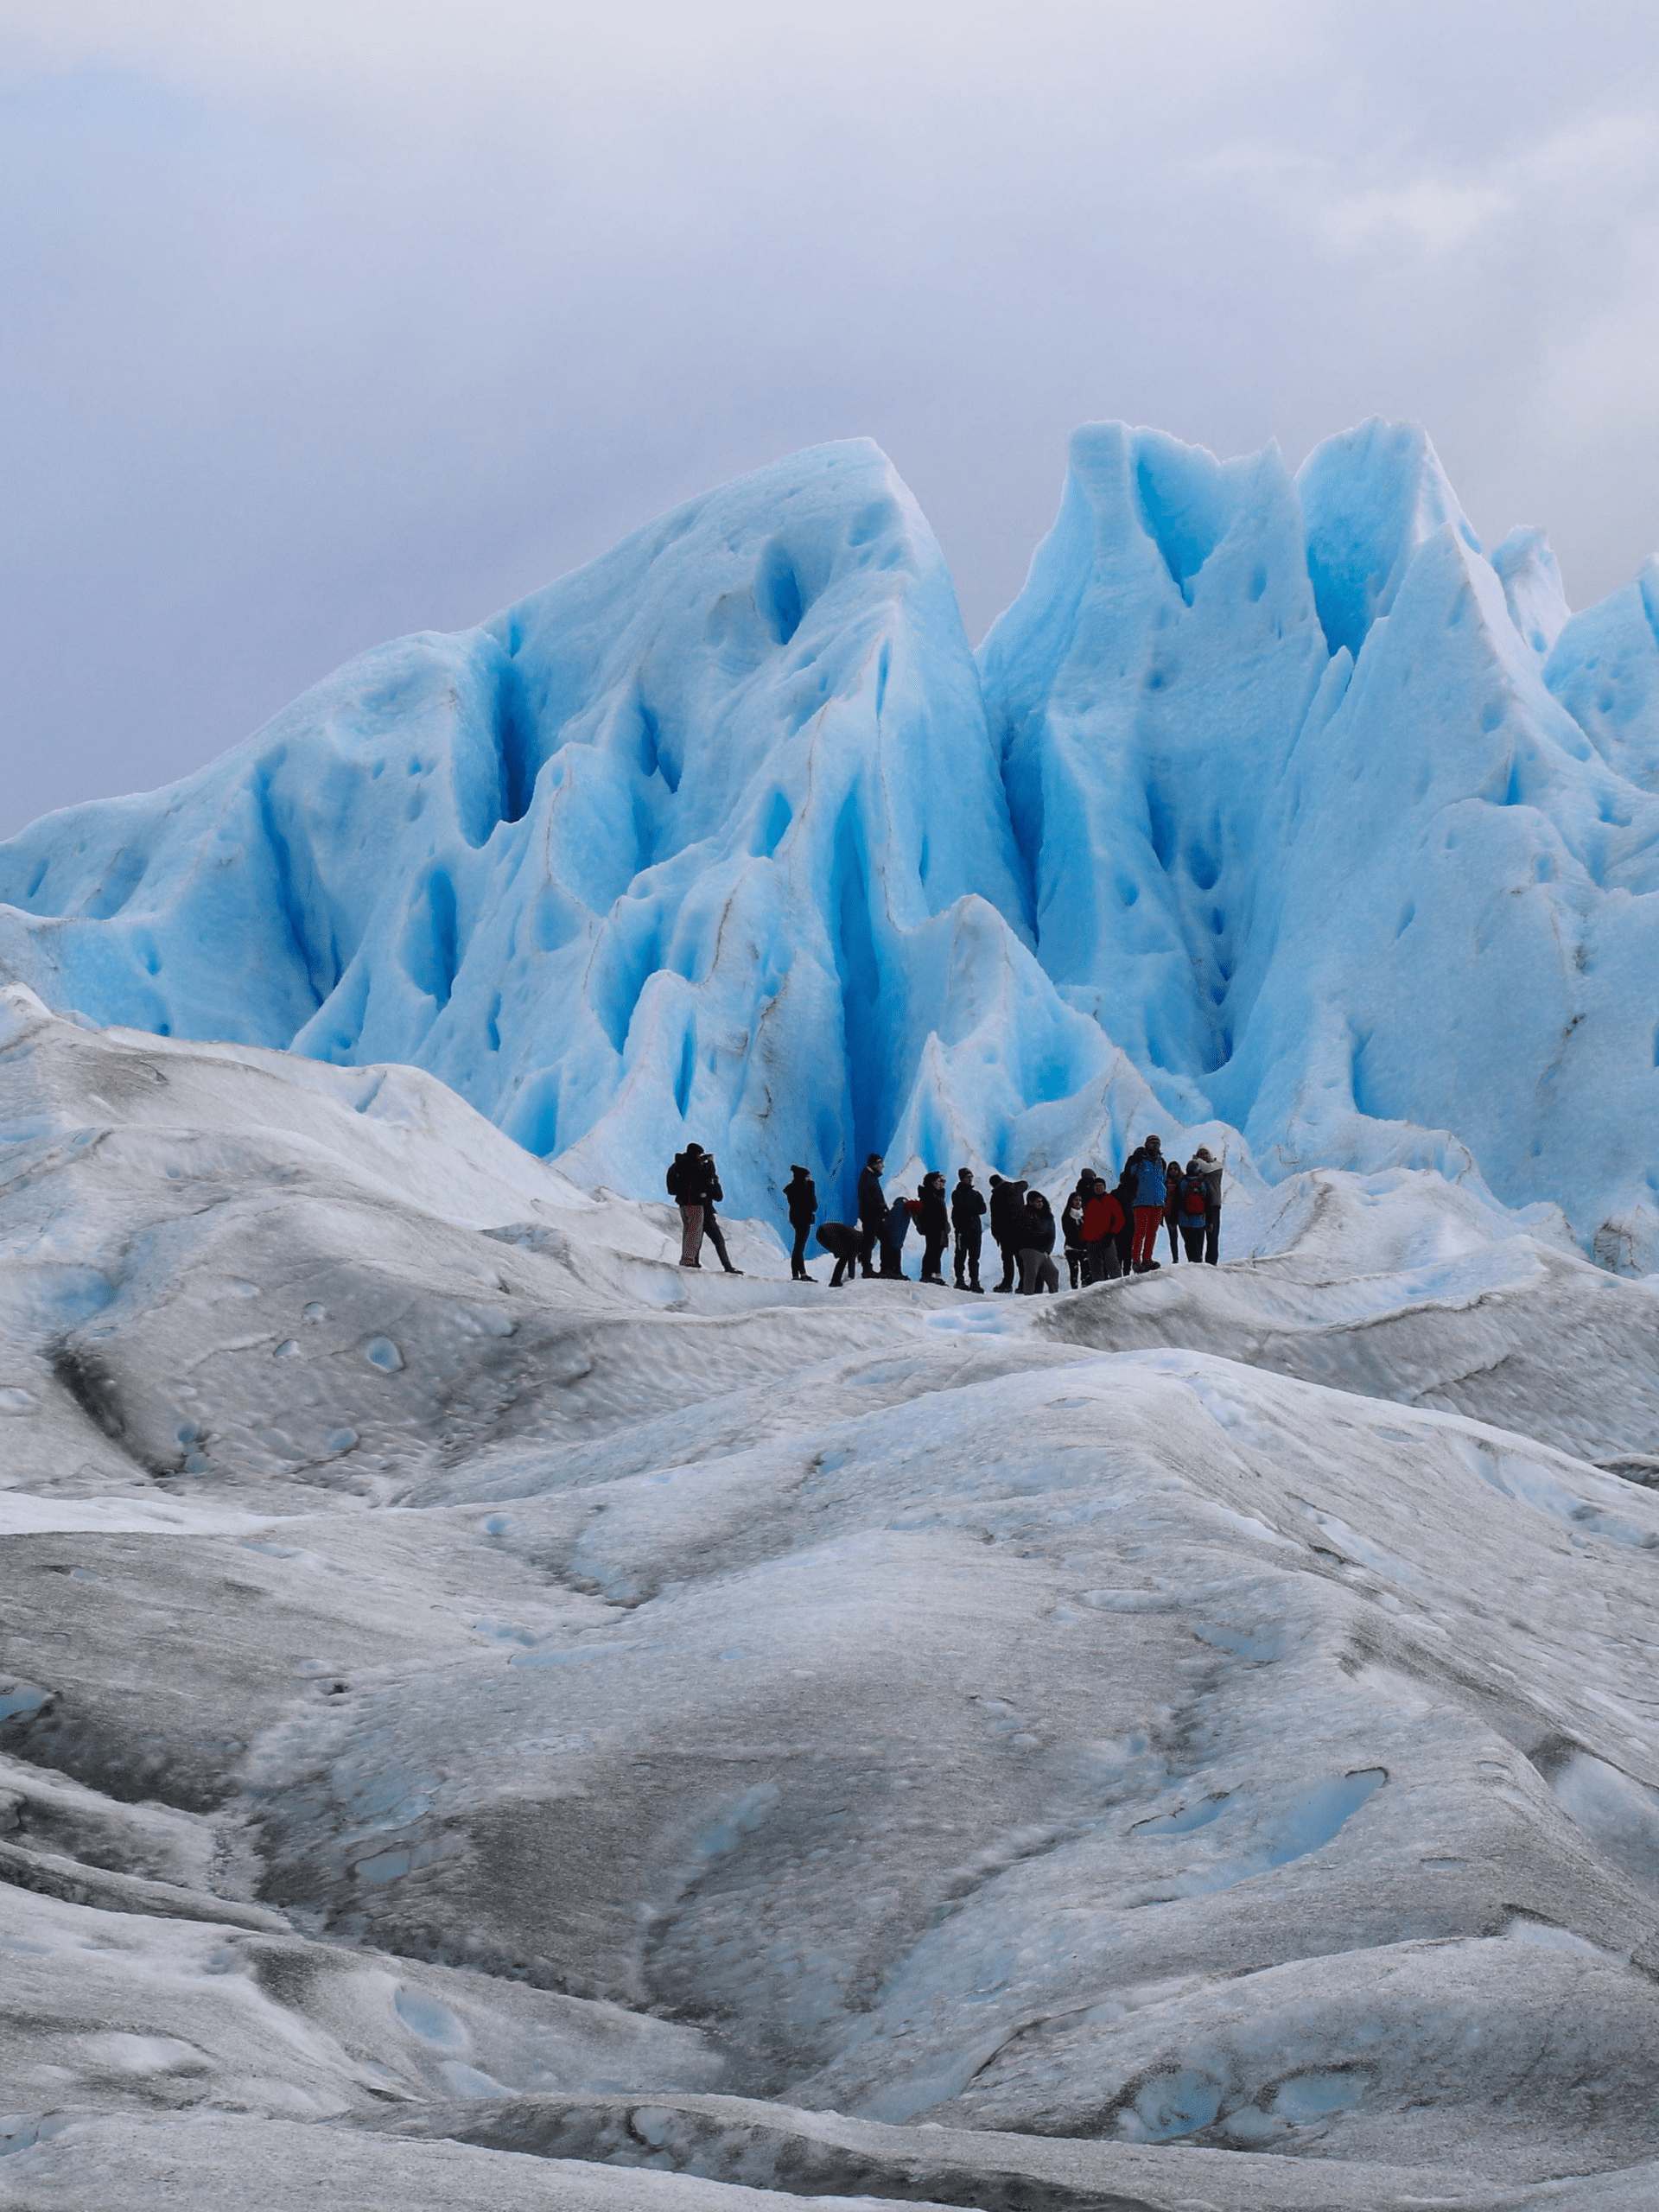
[4,996,1659,2209]
[3,416,1658,1267]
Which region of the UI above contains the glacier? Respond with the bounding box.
[8,420,1659,2209]
[3,416,1657,1262]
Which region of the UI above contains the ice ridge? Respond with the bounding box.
[2,419,1657,1264]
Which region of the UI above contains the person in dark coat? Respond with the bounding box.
[815,1220,862,1287]
[1080,1176,1124,1281]
[1112,1152,1141,1278]
[1017,1189,1059,1294]
[699,1156,743,1274]
[918,1171,950,1284]
[785,1165,817,1281]
[950,1167,985,1291]
[1163,1159,1185,1264]
[880,1186,912,1279]
[988,1173,1027,1293]
[856,1154,887,1280]
[1061,1182,1089,1287]
[666,1141,715,1267]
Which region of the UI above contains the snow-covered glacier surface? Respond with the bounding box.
[5,990,1659,2209]
[3,416,1657,1264]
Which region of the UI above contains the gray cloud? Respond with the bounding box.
[3,0,1658,832]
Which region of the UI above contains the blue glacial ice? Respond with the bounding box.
[2,420,1657,1264]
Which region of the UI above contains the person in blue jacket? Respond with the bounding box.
[1129,1136,1167,1273]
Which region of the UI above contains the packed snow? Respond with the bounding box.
[3,995,1659,2207]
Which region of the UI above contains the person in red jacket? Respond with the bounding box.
[1079,1173,1124,1281]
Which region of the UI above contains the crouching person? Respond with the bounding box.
[816,1220,863,1287]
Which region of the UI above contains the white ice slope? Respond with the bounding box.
[3,417,1657,1261]
[5,995,1659,2208]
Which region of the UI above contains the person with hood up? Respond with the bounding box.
[1182,1146,1224,1263]
[950,1166,986,1291]
[988,1173,1028,1293]
[1079,1173,1124,1281]
[785,1165,817,1282]
[918,1171,950,1284]
[1129,1136,1167,1273]
[815,1219,862,1287]
[698,1155,743,1274]
[880,1184,912,1279]
[1061,1181,1089,1288]
[856,1154,887,1280]
[1017,1187,1059,1294]
[665,1141,715,1268]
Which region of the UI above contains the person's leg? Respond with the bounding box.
[995,1238,1016,1293]
[1166,1216,1180,1262]
[703,1215,739,1273]
[1181,1224,1205,1263]
[880,1241,903,1279]
[1067,1249,1082,1288]
[791,1222,810,1279]
[952,1230,966,1287]
[1039,1255,1059,1294]
[1098,1240,1122,1279]
[967,1227,982,1289]
[1132,1207,1159,1268]
[830,1251,849,1286]
[1017,1247,1036,1294]
[679,1203,703,1266]
[1205,1216,1219,1265]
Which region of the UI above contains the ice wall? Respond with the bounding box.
[3,419,1658,1262]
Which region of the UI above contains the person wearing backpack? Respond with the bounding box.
[1017,1188,1060,1294]
[918,1171,950,1285]
[785,1165,818,1281]
[1061,1181,1089,1287]
[1080,1175,1124,1281]
[950,1167,986,1292]
[1185,1146,1224,1263]
[880,1185,912,1279]
[1163,1160,1186,1264]
[1129,1137,1167,1273]
[666,1141,713,1268]
[988,1173,1027,1293]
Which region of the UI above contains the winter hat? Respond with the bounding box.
[1194,1147,1214,1161]
[867,1152,884,1167]
[1145,1135,1162,1154]
[957,1166,975,1180]
[789,1164,808,1175]
[988,1172,1004,1185]
[685,1142,704,1156]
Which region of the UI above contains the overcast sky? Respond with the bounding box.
[4,0,1659,834]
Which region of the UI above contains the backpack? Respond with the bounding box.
[665,1153,686,1198]
[1183,1176,1207,1217]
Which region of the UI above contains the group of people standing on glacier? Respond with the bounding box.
[666,1135,1224,1290]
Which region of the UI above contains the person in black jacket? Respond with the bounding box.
[918,1171,950,1284]
[815,1220,861,1287]
[1112,1152,1141,1278]
[950,1167,986,1291]
[880,1186,911,1279]
[1017,1189,1059,1294]
[856,1154,887,1280]
[666,1141,715,1267]
[785,1165,817,1281]
[699,1155,743,1275]
[988,1173,1027,1293]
